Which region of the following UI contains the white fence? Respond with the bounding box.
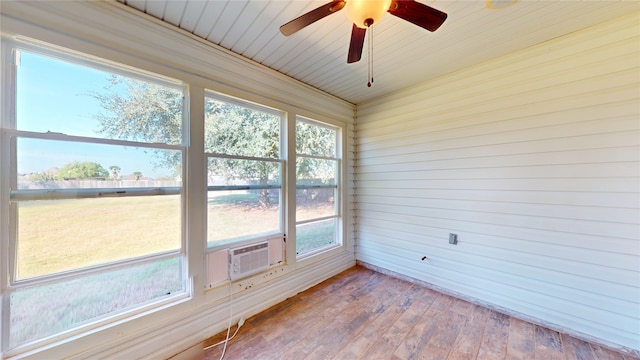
[18,180,182,190]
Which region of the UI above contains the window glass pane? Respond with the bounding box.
[207,190,281,246]
[17,138,182,189]
[8,256,183,350]
[296,188,336,222]
[17,195,181,279]
[204,97,280,158]
[296,120,336,157]
[15,138,183,280]
[296,157,336,186]
[295,118,340,256]
[207,158,281,246]
[16,50,183,144]
[296,219,337,256]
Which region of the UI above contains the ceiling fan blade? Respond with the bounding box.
[388,0,447,32]
[280,1,346,36]
[347,24,367,63]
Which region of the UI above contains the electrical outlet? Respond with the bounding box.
[448,233,458,245]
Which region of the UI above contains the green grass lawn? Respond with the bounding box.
[18,193,335,277]
[296,219,336,255]
[207,192,281,244]
[13,196,184,348]
[10,257,182,349]
[17,196,181,278]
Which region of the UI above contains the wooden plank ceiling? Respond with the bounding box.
[117,0,639,104]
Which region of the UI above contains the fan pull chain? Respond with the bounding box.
[367,25,373,88]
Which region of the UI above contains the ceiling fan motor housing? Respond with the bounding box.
[345,0,393,28]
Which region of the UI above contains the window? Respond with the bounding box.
[1,36,348,357]
[3,46,187,350]
[204,93,284,247]
[295,117,341,256]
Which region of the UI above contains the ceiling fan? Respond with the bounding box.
[280,0,448,64]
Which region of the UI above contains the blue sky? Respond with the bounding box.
[16,51,176,179]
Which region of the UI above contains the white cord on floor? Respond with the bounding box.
[219,281,233,360]
[202,280,246,360]
[203,321,243,351]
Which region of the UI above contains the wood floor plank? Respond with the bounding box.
[561,333,597,360]
[393,317,439,360]
[390,286,439,333]
[277,336,318,359]
[506,317,535,360]
[303,272,390,360]
[358,276,413,342]
[419,310,466,358]
[476,310,510,359]
[360,286,434,360]
[361,323,410,360]
[332,335,373,360]
[450,298,475,316]
[590,344,630,360]
[534,325,564,360]
[448,304,491,360]
[394,293,454,359]
[202,266,635,360]
[282,269,381,356]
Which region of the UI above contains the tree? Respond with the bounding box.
[27,168,57,182]
[295,121,336,184]
[204,97,280,207]
[294,121,338,205]
[57,161,109,180]
[132,171,143,181]
[90,76,332,207]
[109,165,121,180]
[90,76,183,174]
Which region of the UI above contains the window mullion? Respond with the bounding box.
[207,184,281,191]
[286,111,297,265]
[10,187,182,201]
[206,153,282,163]
[9,250,181,288]
[295,184,337,190]
[1,39,18,299]
[295,153,339,161]
[187,85,206,293]
[10,130,184,150]
[296,215,338,226]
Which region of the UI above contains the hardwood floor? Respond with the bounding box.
[203,266,635,360]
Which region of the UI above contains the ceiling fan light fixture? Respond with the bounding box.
[486,0,517,9]
[344,0,392,28]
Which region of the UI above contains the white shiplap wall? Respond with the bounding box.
[355,12,640,354]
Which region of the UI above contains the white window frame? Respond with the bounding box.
[295,116,343,258]
[204,91,287,251]
[0,40,190,352]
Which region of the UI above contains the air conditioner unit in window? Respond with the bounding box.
[229,242,269,281]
